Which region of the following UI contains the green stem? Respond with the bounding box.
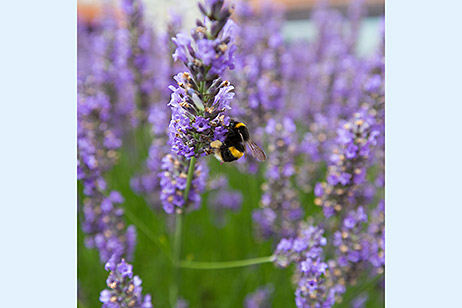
[184,156,196,201]
[179,255,274,270]
[170,156,197,308]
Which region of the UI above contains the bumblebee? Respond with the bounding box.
[210,119,266,163]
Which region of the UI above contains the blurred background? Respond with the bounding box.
[78,0,383,54]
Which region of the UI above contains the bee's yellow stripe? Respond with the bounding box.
[235,122,246,128]
[229,146,244,159]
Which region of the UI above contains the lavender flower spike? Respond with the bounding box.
[159,153,208,214]
[253,117,303,239]
[273,223,343,308]
[168,0,237,158]
[100,255,152,308]
[314,110,379,217]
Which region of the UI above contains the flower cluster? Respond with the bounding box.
[273,224,344,308]
[121,0,159,123]
[253,117,303,239]
[333,207,368,268]
[82,191,136,263]
[78,92,121,195]
[100,255,152,308]
[273,224,327,268]
[314,111,379,217]
[366,200,385,272]
[168,0,237,158]
[329,204,384,287]
[158,153,208,214]
[80,12,137,131]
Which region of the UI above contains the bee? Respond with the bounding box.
[210,119,266,163]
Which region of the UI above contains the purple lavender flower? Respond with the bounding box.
[158,153,208,214]
[78,91,121,195]
[273,224,343,308]
[224,1,287,173]
[244,285,274,308]
[100,255,152,308]
[121,0,161,123]
[314,111,379,217]
[78,86,136,263]
[365,200,385,272]
[210,189,243,212]
[294,258,341,308]
[333,207,368,267]
[82,190,137,263]
[253,117,303,239]
[273,224,327,268]
[130,105,171,210]
[168,0,237,158]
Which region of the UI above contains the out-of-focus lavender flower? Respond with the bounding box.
[244,285,274,308]
[112,26,137,127]
[130,13,184,210]
[274,224,343,308]
[100,255,152,308]
[333,207,368,268]
[230,1,286,129]
[225,1,287,173]
[207,180,243,227]
[168,0,237,158]
[365,200,385,272]
[253,117,303,239]
[82,191,137,263]
[78,10,139,132]
[158,153,208,214]
[78,91,121,195]
[346,0,366,53]
[175,297,189,308]
[314,111,379,217]
[328,203,383,288]
[273,223,327,268]
[363,36,385,195]
[120,0,161,123]
[78,86,135,263]
[130,105,171,209]
[210,189,243,212]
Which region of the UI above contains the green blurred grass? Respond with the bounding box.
[77,128,384,308]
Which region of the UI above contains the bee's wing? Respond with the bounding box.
[246,139,266,161]
[238,132,248,157]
